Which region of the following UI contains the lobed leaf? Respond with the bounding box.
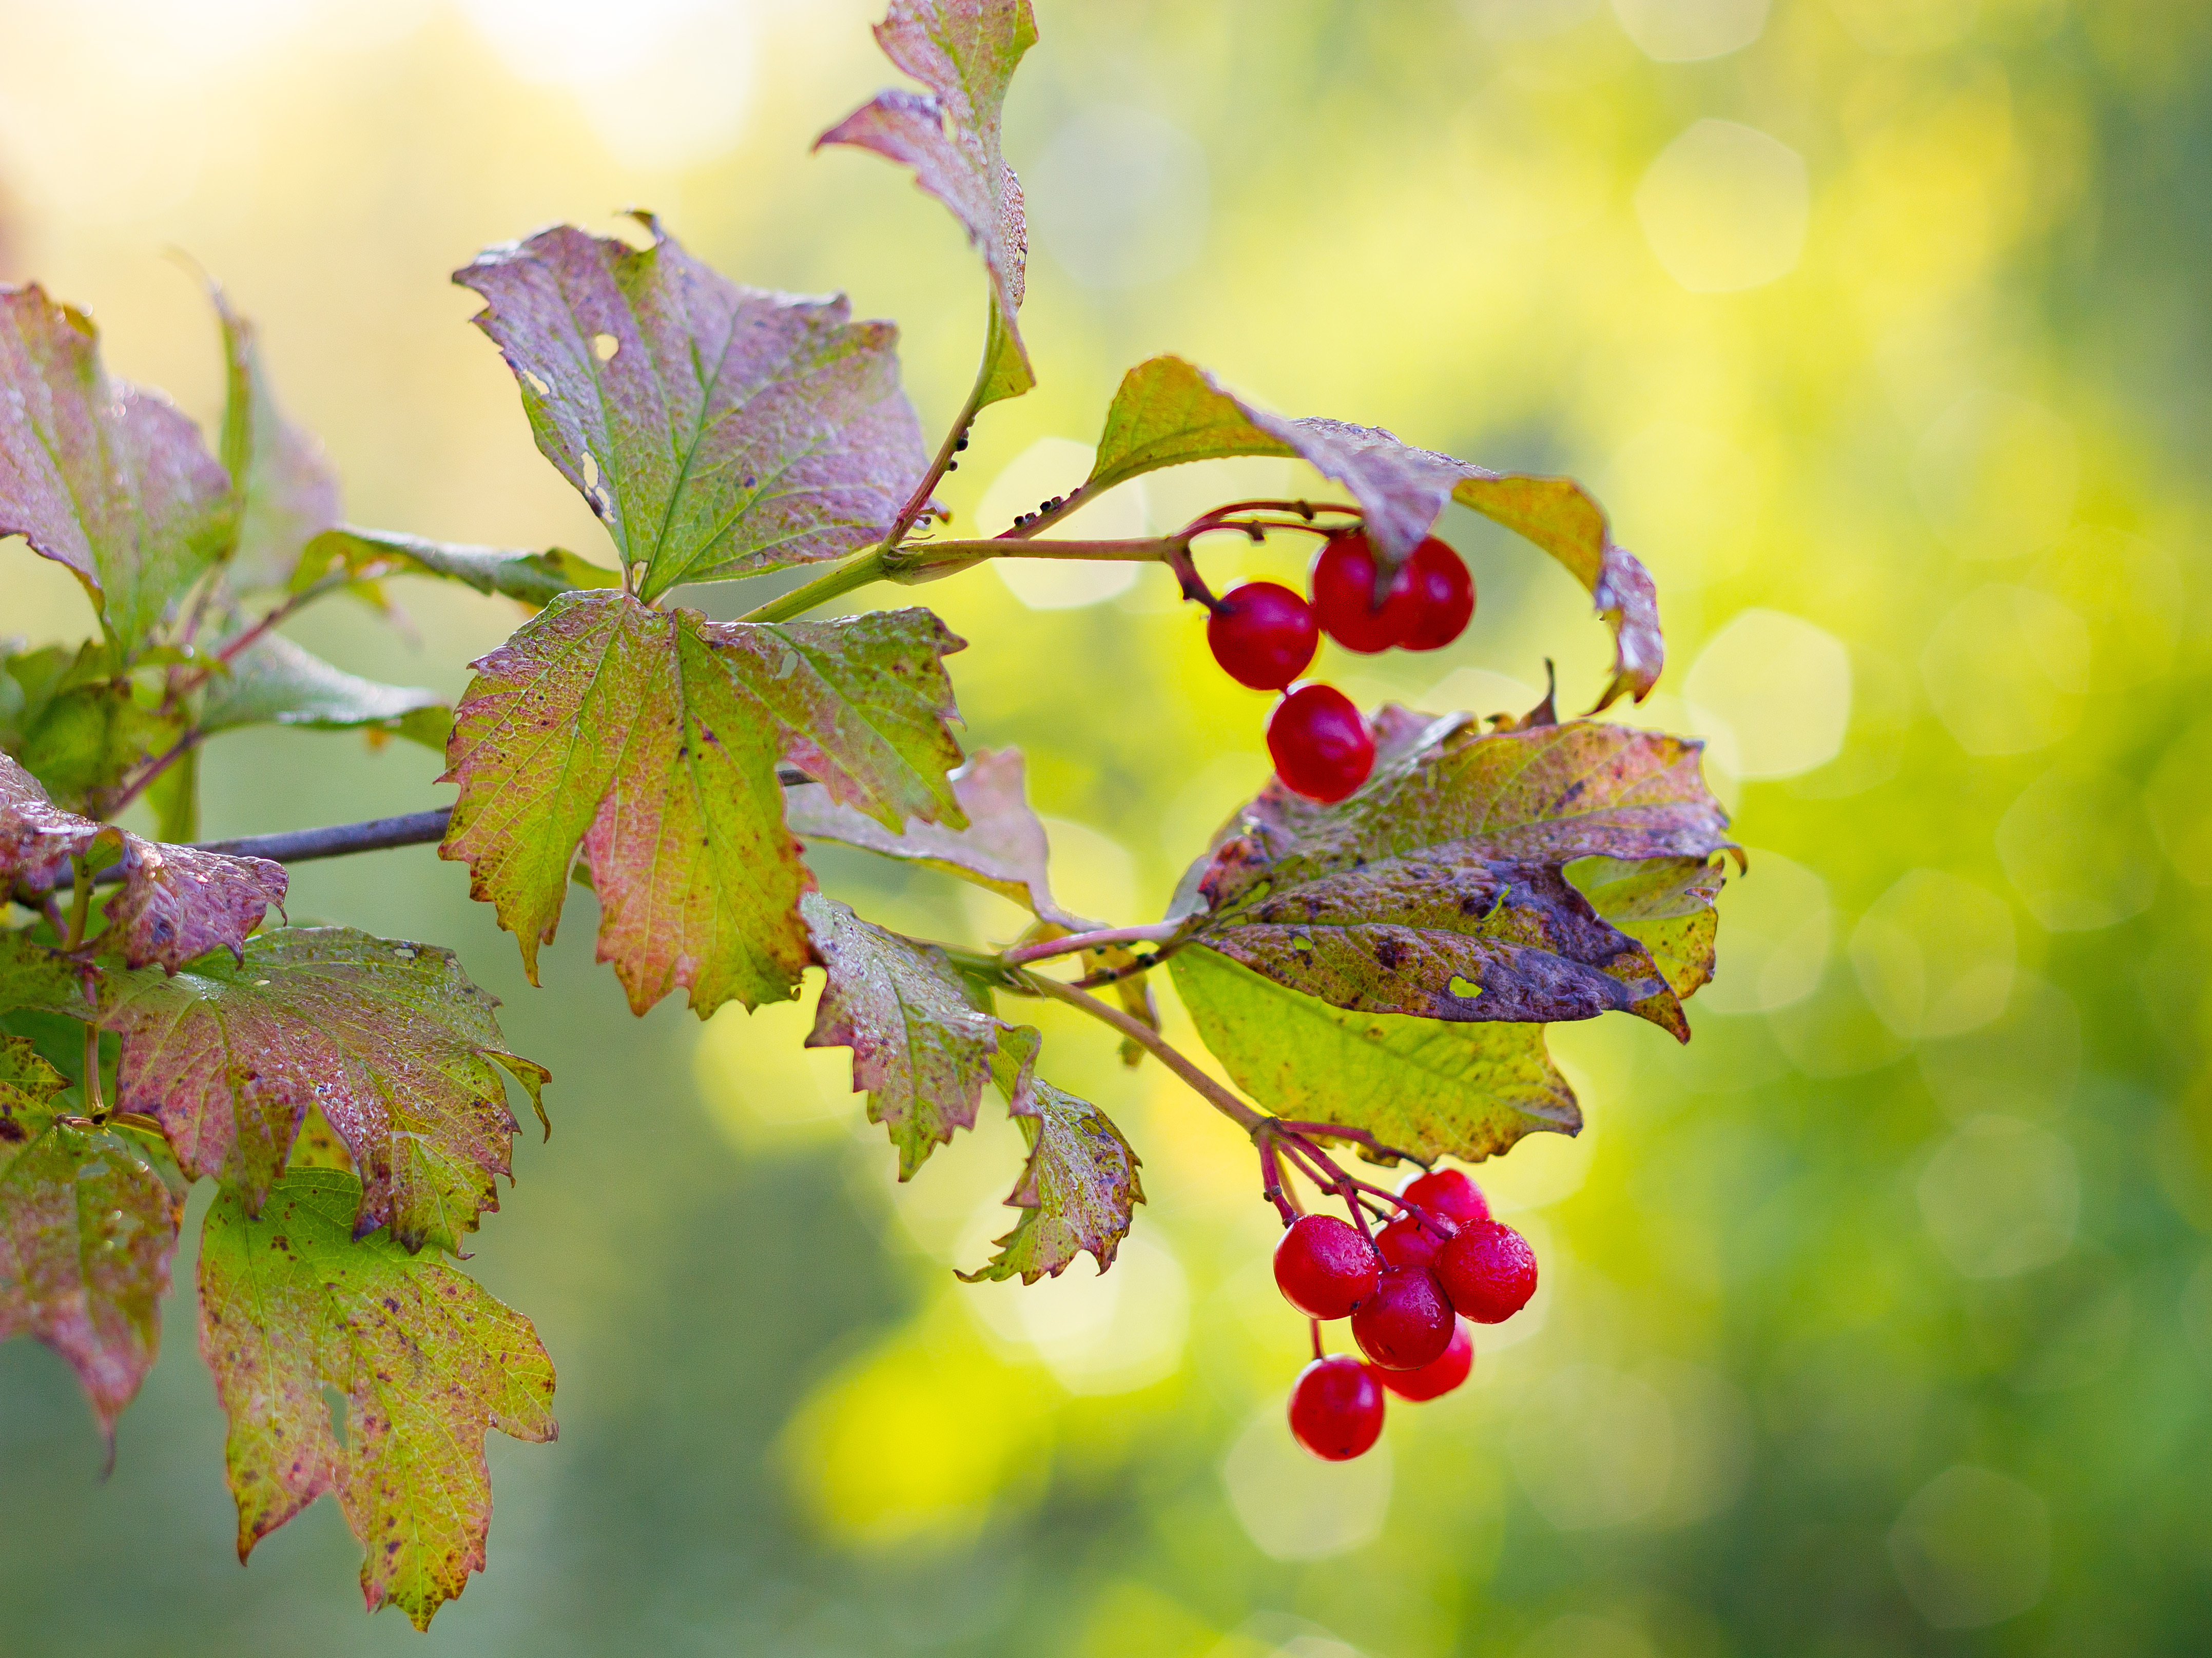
[296,524,621,608]
[1171,945,1579,1167]
[786,745,1077,926]
[94,927,547,1253]
[1083,356,1663,706]
[200,633,447,749]
[214,288,342,591]
[456,218,928,598]
[0,753,286,972]
[197,1170,556,1630]
[959,1049,1141,1283]
[802,893,1033,1176]
[818,0,1038,406]
[441,590,964,1018]
[1184,707,1732,1039]
[0,1034,186,1436]
[0,285,235,653]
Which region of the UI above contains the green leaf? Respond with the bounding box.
[296,525,620,608]
[0,1035,186,1435]
[786,745,1079,926]
[818,1,1038,408]
[200,633,445,749]
[0,286,235,653]
[441,589,965,1018]
[0,929,86,1016]
[1083,355,1663,707]
[1569,852,1728,1018]
[0,639,181,812]
[94,927,547,1253]
[1170,945,1579,1167]
[1185,706,1732,1038]
[959,1062,1141,1284]
[0,753,288,972]
[214,287,341,591]
[801,893,1032,1177]
[197,1169,556,1630]
[455,218,929,598]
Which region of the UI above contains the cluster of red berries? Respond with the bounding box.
[1205,529,1476,805]
[1273,1167,1537,1461]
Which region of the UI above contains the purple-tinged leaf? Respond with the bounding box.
[786,746,1079,927]
[0,753,286,972]
[455,218,928,598]
[1171,946,1580,1167]
[1186,708,1733,1037]
[94,927,547,1253]
[0,285,235,653]
[801,893,1033,1177]
[441,591,965,1018]
[1083,355,1664,707]
[214,288,341,591]
[0,1035,186,1436]
[959,1059,1141,1284]
[296,525,620,608]
[198,1169,556,1631]
[817,0,1037,406]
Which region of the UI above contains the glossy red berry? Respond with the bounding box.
[1374,1212,1456,1270]
[1273,1213,1382,1320]
[1373,1318,1474,1402]
[1310,532,1420,653]
[1399,1167,1490,1230]
[1398,536,1474,651]
[1349,1265,1456,1370]
[1207,581,1318,690]
[1288,1355,1386,1461]
[1436,1220,1539,1324]
[1267,684,1375,803]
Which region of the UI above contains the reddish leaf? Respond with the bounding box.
[198,1170,556,1630]
[0,285,234,652]
[0,753,285,972]
[456,218,928,598]
[442,591,965,1018]
[817,0,1038,405]
[0,1035,185,1436]
[959,1057,1142,1284]
[95,927,547,1253]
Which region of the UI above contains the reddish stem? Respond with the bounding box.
[1310,1318,1325,1361]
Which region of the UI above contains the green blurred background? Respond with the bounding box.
[4,0,2209,1652]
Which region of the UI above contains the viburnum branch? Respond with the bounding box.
[81,1016,103,1119]
[1272,1119,1432,1170]
[1000,921,1182,967]
[1018,970,1271,1135]
[98,728,204,820]
[1069,954,1161,990]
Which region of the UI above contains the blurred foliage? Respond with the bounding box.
[2,0,2210,1653]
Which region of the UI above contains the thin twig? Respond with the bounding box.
[98,729,203,820]
[1019,971,1269,1135]
[1001,921,1182,967]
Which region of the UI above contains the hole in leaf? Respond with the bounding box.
[591,332,619,362]
[1447,976,1483,1000]
[524,371,551,396]
[322,1382,350,1451]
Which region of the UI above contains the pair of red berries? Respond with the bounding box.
[1274,1168,1538,1461]
[1207,532,1476,805]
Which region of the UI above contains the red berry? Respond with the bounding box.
[1267,684,1375,803]
[1373,1318,1473,1402]
[1287,1354,1385,1461]
[1436,1220,1539,1324]
[1349,1265,1455,1370]
[1310,532,1421,653]
[1273,1213,1381,1320]
[1398,537,1475,651]
[1207,581,1318,690]
[1399,1167,1490,1230]
[1374,1212,1456,1270]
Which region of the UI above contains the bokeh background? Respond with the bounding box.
[4,0,2209,1652]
